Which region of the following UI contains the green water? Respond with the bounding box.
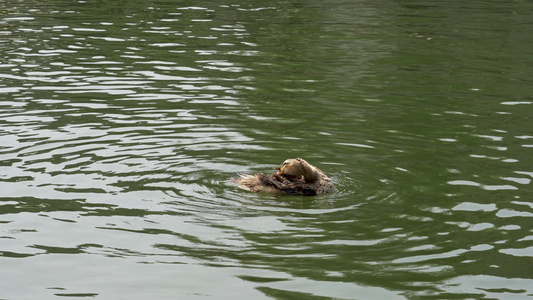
[1,0,533,299]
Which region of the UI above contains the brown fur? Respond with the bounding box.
[232,158,334,196]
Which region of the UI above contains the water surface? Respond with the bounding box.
[1,0,533,299]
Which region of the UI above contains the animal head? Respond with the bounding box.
[277,158,318,182]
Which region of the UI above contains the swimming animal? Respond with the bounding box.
[232,158,334,196]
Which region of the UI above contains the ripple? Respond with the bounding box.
[448,180,518,191]
[393,249,468,264]
[439,275,533,299]
[496,209,533,218]
[452,202,497,212]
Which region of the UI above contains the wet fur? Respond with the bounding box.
[232,158,334,196]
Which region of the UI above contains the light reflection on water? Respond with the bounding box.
[1,0,533,299]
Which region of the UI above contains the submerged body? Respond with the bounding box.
[232,158,334,196]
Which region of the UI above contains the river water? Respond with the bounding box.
[1,0,533,299]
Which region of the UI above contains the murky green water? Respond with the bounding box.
[1,0,533,299]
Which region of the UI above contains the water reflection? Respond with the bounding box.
[1,0,533,299]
